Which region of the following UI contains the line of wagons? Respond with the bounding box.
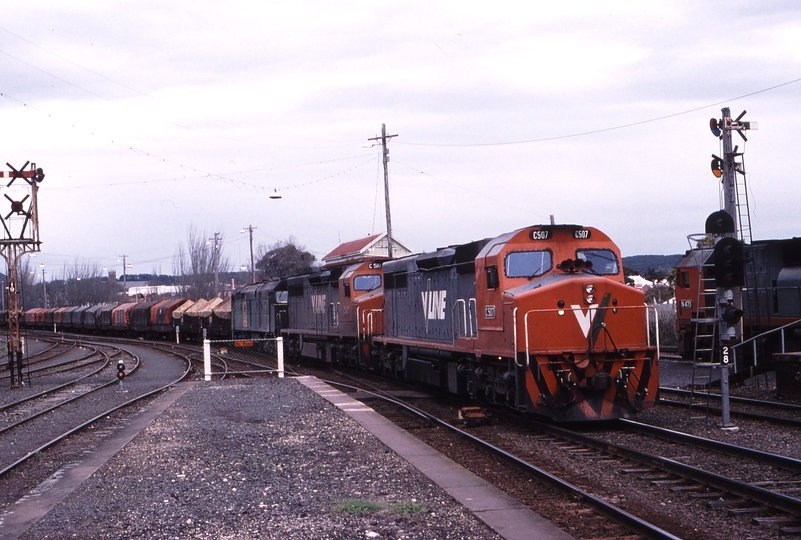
[13,297,233,340]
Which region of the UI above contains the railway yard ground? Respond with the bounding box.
[0,376,521,540]
[1,344,800,539]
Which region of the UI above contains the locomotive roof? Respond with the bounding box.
[675,247,712,268]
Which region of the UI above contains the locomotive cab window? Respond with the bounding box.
[353,274,381,292]
[576,249,619,275]
[504,250,552,278]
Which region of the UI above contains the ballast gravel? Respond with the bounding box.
[17,378,498,540]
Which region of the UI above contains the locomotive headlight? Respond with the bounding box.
[584,284,595,304]
[557,300,565,316]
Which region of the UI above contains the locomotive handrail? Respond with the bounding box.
[451,299,467,343]
[646,305,660,352]
[731,317,801,366]
[366,310,382,337]
[468,298,477,337]
[450,298,478,343]
[522,305,657,371]
[357,306,383,340]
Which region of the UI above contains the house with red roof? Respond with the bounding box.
[321,233,412,268]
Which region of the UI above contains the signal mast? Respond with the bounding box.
[708,108,756,427]
[0,162,44,386]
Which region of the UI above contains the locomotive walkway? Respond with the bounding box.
[1,376,572,540]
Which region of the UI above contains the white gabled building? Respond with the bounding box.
[321,233,412,268]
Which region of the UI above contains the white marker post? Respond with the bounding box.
[203,339,211,381]
[276,336,284,378]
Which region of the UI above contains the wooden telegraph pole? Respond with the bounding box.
[368,125,397,259]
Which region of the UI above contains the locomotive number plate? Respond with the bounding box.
[680,300,692,309]
[573,229,591,239]
[529,230,551,241]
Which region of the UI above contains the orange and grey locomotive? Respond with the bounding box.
[373,224,659,421]
[284,224,659,421]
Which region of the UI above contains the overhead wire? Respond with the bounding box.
[0,25,350,147]
[396,77,801,147]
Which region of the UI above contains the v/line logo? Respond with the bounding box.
[310,294,327,314]
[421,290,447,320]
[571,304,598,338]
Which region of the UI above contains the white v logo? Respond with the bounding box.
[571,304,599,338]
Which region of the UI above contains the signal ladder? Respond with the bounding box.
[692,259,718,363]
[733,158,764,351]
[689,257,718,419]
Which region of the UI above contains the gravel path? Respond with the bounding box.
[17,378,499,540]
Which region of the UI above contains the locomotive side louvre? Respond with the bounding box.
[233,283,262,335]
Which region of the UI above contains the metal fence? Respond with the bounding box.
[202,336,285,381]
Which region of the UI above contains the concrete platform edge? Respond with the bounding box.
[296,376,574,540]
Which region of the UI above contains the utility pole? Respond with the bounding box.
[368,124,397,259]
[40,265,46,308]
[119,255,130,300]
[244,225,256,284]
[210,232,220,297]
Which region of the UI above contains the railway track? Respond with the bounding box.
[531,419,801,527]
[659,387,801,428]
[0,335,193,516]
[316,370,680,540]
[302,365,801,539]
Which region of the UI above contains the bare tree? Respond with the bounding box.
[174,226,231,299]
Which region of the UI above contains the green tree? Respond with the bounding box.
[256,237,316,280]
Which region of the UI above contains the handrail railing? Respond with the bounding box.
[521,305,657,370]
[450,298,478,343]
[451,299,467,343]
[732,317,801,366]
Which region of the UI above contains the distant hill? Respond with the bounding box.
[622,254,683,277]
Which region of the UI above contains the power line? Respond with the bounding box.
[396,77,801,147]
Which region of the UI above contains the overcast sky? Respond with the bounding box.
[1,1,799,277]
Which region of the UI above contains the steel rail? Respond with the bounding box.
[660,386,801,412]
[658,397,801,429]
[0,346,192,478]
[620,419,801,473]
[0,346,115,412]
[531,421,801,516]
[322,378,681,540]
[0,353,140,437]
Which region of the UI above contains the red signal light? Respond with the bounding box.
[710,118,721,137]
